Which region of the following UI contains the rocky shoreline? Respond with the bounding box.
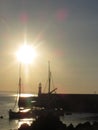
[18,114,98,130]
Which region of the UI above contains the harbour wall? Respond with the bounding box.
[33,94,98,113]
[20,94,98,113]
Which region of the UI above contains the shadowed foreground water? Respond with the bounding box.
[18,114,98,130]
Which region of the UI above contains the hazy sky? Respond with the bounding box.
[0,0,98,94]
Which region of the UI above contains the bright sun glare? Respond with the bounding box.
[16,44,37,64]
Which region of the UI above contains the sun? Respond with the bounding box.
[16,44,37,64]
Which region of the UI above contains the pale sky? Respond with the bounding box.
[0,0,98,94]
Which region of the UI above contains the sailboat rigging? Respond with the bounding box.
[31,61,64,117]
[9,63,32,119]
[9,61,64,119]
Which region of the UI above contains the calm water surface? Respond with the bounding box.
[0,92,98,130]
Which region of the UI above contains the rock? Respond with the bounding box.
[18,123,30,130]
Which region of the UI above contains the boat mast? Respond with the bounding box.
[18,63,21,110]
[48,61,51,94]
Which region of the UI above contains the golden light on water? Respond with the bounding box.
[20,93,35,97]
[14,93,37,97]
[16,44,37,64]
[18,118,34,128]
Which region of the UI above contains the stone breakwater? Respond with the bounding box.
[18,114,98,130]
[20,94,98,113]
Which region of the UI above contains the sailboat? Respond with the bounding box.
[9,62,64,119]
[31,61,64,117]
[9,64,32,119]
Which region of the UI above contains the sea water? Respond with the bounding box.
[0,92,34,130]
[0,92,98,130]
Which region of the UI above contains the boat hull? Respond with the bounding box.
[9,109,33,119]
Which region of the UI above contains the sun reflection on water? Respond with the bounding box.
[13,93,37,97]
[18,118,35,128]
